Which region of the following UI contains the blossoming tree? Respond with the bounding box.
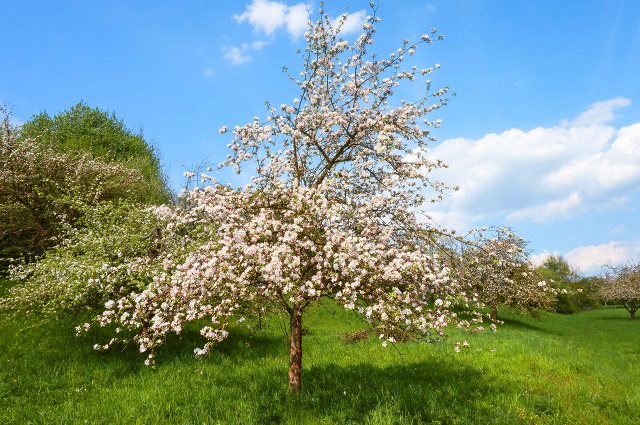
[454,228,556,322]
[64,4,494,393]
[0,104,149,264]
[599,260,640,319]
[1,202,168,319]
[94,4,482,392]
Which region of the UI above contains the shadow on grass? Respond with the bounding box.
[235,357,530,424]
[83,325,528,423]
[598,315,636,322]
[497,315,558,335]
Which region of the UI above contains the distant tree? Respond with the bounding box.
[537,255,575,313]
[537,255,586,313]
[571,275,601,310]
[20,102,171,204]
[599,260,640,319]
[0,104,160,264]
[537,255,578,284]
[456,228,557,322]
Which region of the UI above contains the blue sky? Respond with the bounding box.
[3,0,640,275]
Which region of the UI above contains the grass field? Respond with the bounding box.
[1,286,639,424]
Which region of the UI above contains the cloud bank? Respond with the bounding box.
[424,97,640,274]
[427,97,639,228]
[533,241,640,276]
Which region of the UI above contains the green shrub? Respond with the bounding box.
[554,292,577,314]
[0,202,163,319]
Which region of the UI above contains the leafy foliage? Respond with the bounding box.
[1,104,157,264]
[19,101,170,204]
[536,255,598,313]
[1,202,160,318]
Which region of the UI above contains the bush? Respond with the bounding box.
[1,103,170,267]
[554,292,577,314]
[0,202,163,319]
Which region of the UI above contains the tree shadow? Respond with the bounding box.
[497,316,559,335]
[3,314,560,424]
[145,324,533,423]
[242,358,533,424]
[598,315,635,322]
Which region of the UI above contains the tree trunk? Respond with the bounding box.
[287,308,303,393]
[623,303,637,320]
[490,306,498,323]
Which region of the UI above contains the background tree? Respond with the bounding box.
[572,275,601,310]
[0,103,169,266]
[536,255,597,313]
[19,101,170,204]
[456,228,556,322]
[599,260,640,319]
[537,255,578,284]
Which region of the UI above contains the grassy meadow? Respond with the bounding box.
[1,279,639,424]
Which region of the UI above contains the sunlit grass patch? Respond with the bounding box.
[1,290,639,424]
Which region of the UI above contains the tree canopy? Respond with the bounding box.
[535,255,601,313]
[455,228,556,322]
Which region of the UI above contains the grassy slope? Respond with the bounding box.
[1,290,639,424]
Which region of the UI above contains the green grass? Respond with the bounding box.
[1,287,639,424]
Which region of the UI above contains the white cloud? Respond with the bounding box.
[233,0,310,39]
[530,250,559,268]
[421,209,482,233]
[223,41,269,65]
[234,0,288,35]
[250,40,269,50]
[223,46,251,65]
[507,192,582,223]
[564,241,640,275]
[228,1,367,64]
[234,0,367,37]
[424,97,639,228]
[565,97,631,127]
[285,3,309,38]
